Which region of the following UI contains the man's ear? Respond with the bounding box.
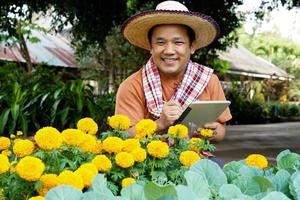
[190,41,196,55]
[150,45,154,55]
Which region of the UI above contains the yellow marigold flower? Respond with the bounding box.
[130,148,147,162]
[13,139,35,157]
[115,152,135,168]
[245,154,268,169]
[189,138,203,152]
[58,170,84,190]
[179,150,201,167]
[1,149,11,157]
[29,196,44,200]
[16,156,45,181]
[92,155,112,172]
[200,129,214,137]
[61,129,85,146]
[10,134,16,139]
[168,124,188,139]
[78,134,97,153]
[135,119,157,139]
[91,140,102,154]
[147,140,169,158]
[16,131,23,136]
[0,137,11,151]
[108,114,131,130]
[77,117,98,135]
[0,154,10,174]
[75,163,98,187]
[37,174,59,196]
[102,137,124,154]
[34,127,63,150]
[121,177,136,188]
[123,139,140,153]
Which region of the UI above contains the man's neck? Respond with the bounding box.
[158,69,186,81]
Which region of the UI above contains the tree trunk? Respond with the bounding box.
[16,22,33,73]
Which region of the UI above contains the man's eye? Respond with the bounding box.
[175,41,184,45]
[156,41,165,45]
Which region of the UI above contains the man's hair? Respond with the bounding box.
[147,24,196,46]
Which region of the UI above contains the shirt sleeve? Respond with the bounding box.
[206,74,232,124]
[115,75,146,127]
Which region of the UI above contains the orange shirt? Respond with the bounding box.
[115,67,232,126]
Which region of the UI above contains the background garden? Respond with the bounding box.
[1,1,300,200]
[0,0,300,136]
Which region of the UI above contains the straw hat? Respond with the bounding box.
[122,0,220,51]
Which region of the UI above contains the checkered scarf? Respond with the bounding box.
[142,58,213,119]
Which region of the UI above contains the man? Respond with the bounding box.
[115,1,232,142]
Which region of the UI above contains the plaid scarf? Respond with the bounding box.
[142,58,213,119]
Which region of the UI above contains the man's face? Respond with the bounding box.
[150,24,196,77]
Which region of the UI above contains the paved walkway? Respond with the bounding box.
[215,122,300,162]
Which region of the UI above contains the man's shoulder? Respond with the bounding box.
[118,68,143,91]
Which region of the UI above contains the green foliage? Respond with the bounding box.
[45,150,300,199]
[0,63,115,136]
[226,82,300,124]
[238,29,300,102]
[76,25,148,93]
[45,186,83,200]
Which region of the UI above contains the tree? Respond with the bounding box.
[0,0,128,64]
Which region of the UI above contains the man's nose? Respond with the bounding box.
[164,43,175,54]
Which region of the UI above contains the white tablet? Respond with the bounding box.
[175,100,231,129]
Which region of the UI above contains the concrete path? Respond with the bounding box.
[215,122,300,162]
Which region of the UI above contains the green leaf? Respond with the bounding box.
[90,174,114,197]
[40,93,50,107]
[270,169,290,195]
[260,191,291,200]
[223,161,244,183]
[183,171,210,198]
[60,107,70,126]
[28,36,40,43]
[11,104,20,121]
[190,158,227,190]
[54,89,62,100]
[82,191,126,200]
[219,184,242,199]
[290,173,300,200]
[253,176,275,192]
[176,185,200,200]
[51,99,61,123]
[121,183,146,200]
[0,109,10,134]
[45,186,83,200]
[144,182,177,200]
[19,113,28,134]
[277,153,300,171]
[239,166,264,177]
[276,150,291,162]
[233,176,260,196]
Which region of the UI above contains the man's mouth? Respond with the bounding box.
[162,58,178,64]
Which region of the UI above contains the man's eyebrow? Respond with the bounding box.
[173,37,184,40]
[153,37,165,41]
[153,37,184,41]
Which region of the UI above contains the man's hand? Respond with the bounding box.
[201,122,226,142]
[156,100,183,132]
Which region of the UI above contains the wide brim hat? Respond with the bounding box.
[122,1,220,51]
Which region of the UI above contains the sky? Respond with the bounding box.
[238,0,300,44]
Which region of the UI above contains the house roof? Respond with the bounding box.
[218,45,291,80]
[0,30,76,68]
